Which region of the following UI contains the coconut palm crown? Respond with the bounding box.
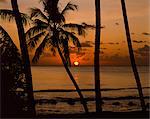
[26,0,91,65]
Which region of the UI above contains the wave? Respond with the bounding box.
[34,87,150,93]
[35,96,150,104]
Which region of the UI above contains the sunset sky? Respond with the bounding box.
[0,0,149,66]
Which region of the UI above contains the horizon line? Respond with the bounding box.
[31,65,149,67]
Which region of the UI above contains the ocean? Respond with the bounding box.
[31,66,150,114]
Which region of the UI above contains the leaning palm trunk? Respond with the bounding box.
[11,0,36,116]
[56,44,89,113]
[121,0,146,111]
[94,0,102,112]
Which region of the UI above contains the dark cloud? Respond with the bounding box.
[0,0,6,3]
[101,52,149,66]
[100,47,107,50]
[69,47,86,58]
[76,52,85,58]
[134,45,150,57]
[115,23,119,25]
[81,43,92,47]
[142,32,150,36]
[108,54,126,61]
[69,49,79,54]
[100,42,119,45]
[107,42,119,45]
[80,41,93,47]
[101,54,130,65]
[133,40,147,44]
[100,51,104,54]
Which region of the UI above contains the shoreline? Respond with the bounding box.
[37,111,149,118]
[34,87,150,92]
[35,96,150,103]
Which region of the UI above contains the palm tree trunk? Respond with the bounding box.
[121,0,146,111]
[11,0,36,116]
[94,0,102,112]
[57,44,89,113]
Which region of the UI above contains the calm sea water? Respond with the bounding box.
[31,66,150,114]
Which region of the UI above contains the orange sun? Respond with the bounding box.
[74,61,79,66]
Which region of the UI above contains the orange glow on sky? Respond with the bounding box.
[0,0,149,66]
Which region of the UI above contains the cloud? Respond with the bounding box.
[101,53,149,66]
[100,54,130,66]
[115,22,119,25]
[80,41,93,47]
[100,42,119,45]
[76,52,85,58]
[100,47,107,50]
[106,42,119,45]
[134,45,150,57]
[69,47,86,57]
[142,32,150,36]
[100,51,104,54]
[0,0,6,3]
[108,54,127,61]
[108,42,119,45]
[133,40,147,44]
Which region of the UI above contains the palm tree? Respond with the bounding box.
[0,25,31,117]
[94,0,102,112]
[120,0,146,111]
[10,0,36,116]
[26,0,89,113]
[1,25,22,117]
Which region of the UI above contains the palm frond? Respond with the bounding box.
[81,22,95,29]
[32,33,50,63]
[33,19,48,26]
[30,7,48,22]
[0,25,12,42]
[60,29,81,48]
[82,22,105,29]
[63,23,86,36]
[50,46,56,56]
[61,2,78,16]
[0,9,14,22]
[0,25,19,55]
[42,0,59,15]
[54,13,66,24]
[27,31,46,50]
[25,24,47,39]
[0,9,31,25]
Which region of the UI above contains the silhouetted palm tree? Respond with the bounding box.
[121,0,146,111]
[94,0,102,112]
[26,0,89,113]
[0,25,26,117]
[0,0,36,116]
